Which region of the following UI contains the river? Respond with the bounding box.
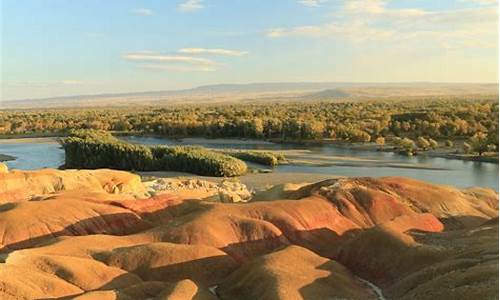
[0,136,498,190]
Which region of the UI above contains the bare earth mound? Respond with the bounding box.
[0,168,497,299]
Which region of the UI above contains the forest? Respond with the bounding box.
[1,97,498,155]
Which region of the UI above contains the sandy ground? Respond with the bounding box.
[237,149,451,170]
[211,146,452,170]
[138,171,339,191]
[424,150,499,163]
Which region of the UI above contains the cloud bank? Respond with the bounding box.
[267,0,498,50]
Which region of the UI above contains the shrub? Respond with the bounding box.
[152,146,247,177]
[224,150,285,166]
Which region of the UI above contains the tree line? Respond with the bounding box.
[2,97,498,153]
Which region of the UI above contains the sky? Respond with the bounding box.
[0,0,498,100]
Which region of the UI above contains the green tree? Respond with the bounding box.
[417,137,430,150]
[487,144,497,153]
[400,138,416,155]
[463,142,472,154]
[392,137,402,148]
[469,132,489,156]
[375,137,385,150]
[428,138,438,149]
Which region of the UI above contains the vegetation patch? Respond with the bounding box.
[0,154,16,162]
[61,130,247,177]
[223,150,286,166]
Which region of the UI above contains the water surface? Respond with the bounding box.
[0,140,64,170]
[1,136,497,190]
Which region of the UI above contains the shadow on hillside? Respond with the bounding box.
[2,188,497,300]
[107,254,237,287]
[0,212,150,253]
[299,217,500,300]
[440,215,492,230]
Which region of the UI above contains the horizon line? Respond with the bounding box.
[2,80,499,102]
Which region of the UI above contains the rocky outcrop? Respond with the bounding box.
[144,178,252,202]
[0,170,497,299]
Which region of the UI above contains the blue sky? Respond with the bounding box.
[1,0,498,100]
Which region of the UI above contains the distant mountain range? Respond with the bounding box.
[1,82,498,108]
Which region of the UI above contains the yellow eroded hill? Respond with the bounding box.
[0,168,497,299]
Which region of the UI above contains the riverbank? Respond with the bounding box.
[425,151,499,163]
[335,142,499,164]
[262,149,452,170]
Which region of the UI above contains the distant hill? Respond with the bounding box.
[305,83,499,101]
[1,82,497,108]
[303,89,352,100]
[185,82,363,93]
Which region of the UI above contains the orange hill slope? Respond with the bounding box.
[0,168,497,299]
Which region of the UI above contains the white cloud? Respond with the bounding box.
[344,0,385,14]
[178,48,248,56]
[124,47,248,72]
[139,64,216,72]
[124,53,216,66]
[123,51,220,72]
[131,8,153,16]
[297,0,327,7]
[266,0,498,50]
[460,0,498,5]
[178,0,203,12]
[267,22,395,41]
